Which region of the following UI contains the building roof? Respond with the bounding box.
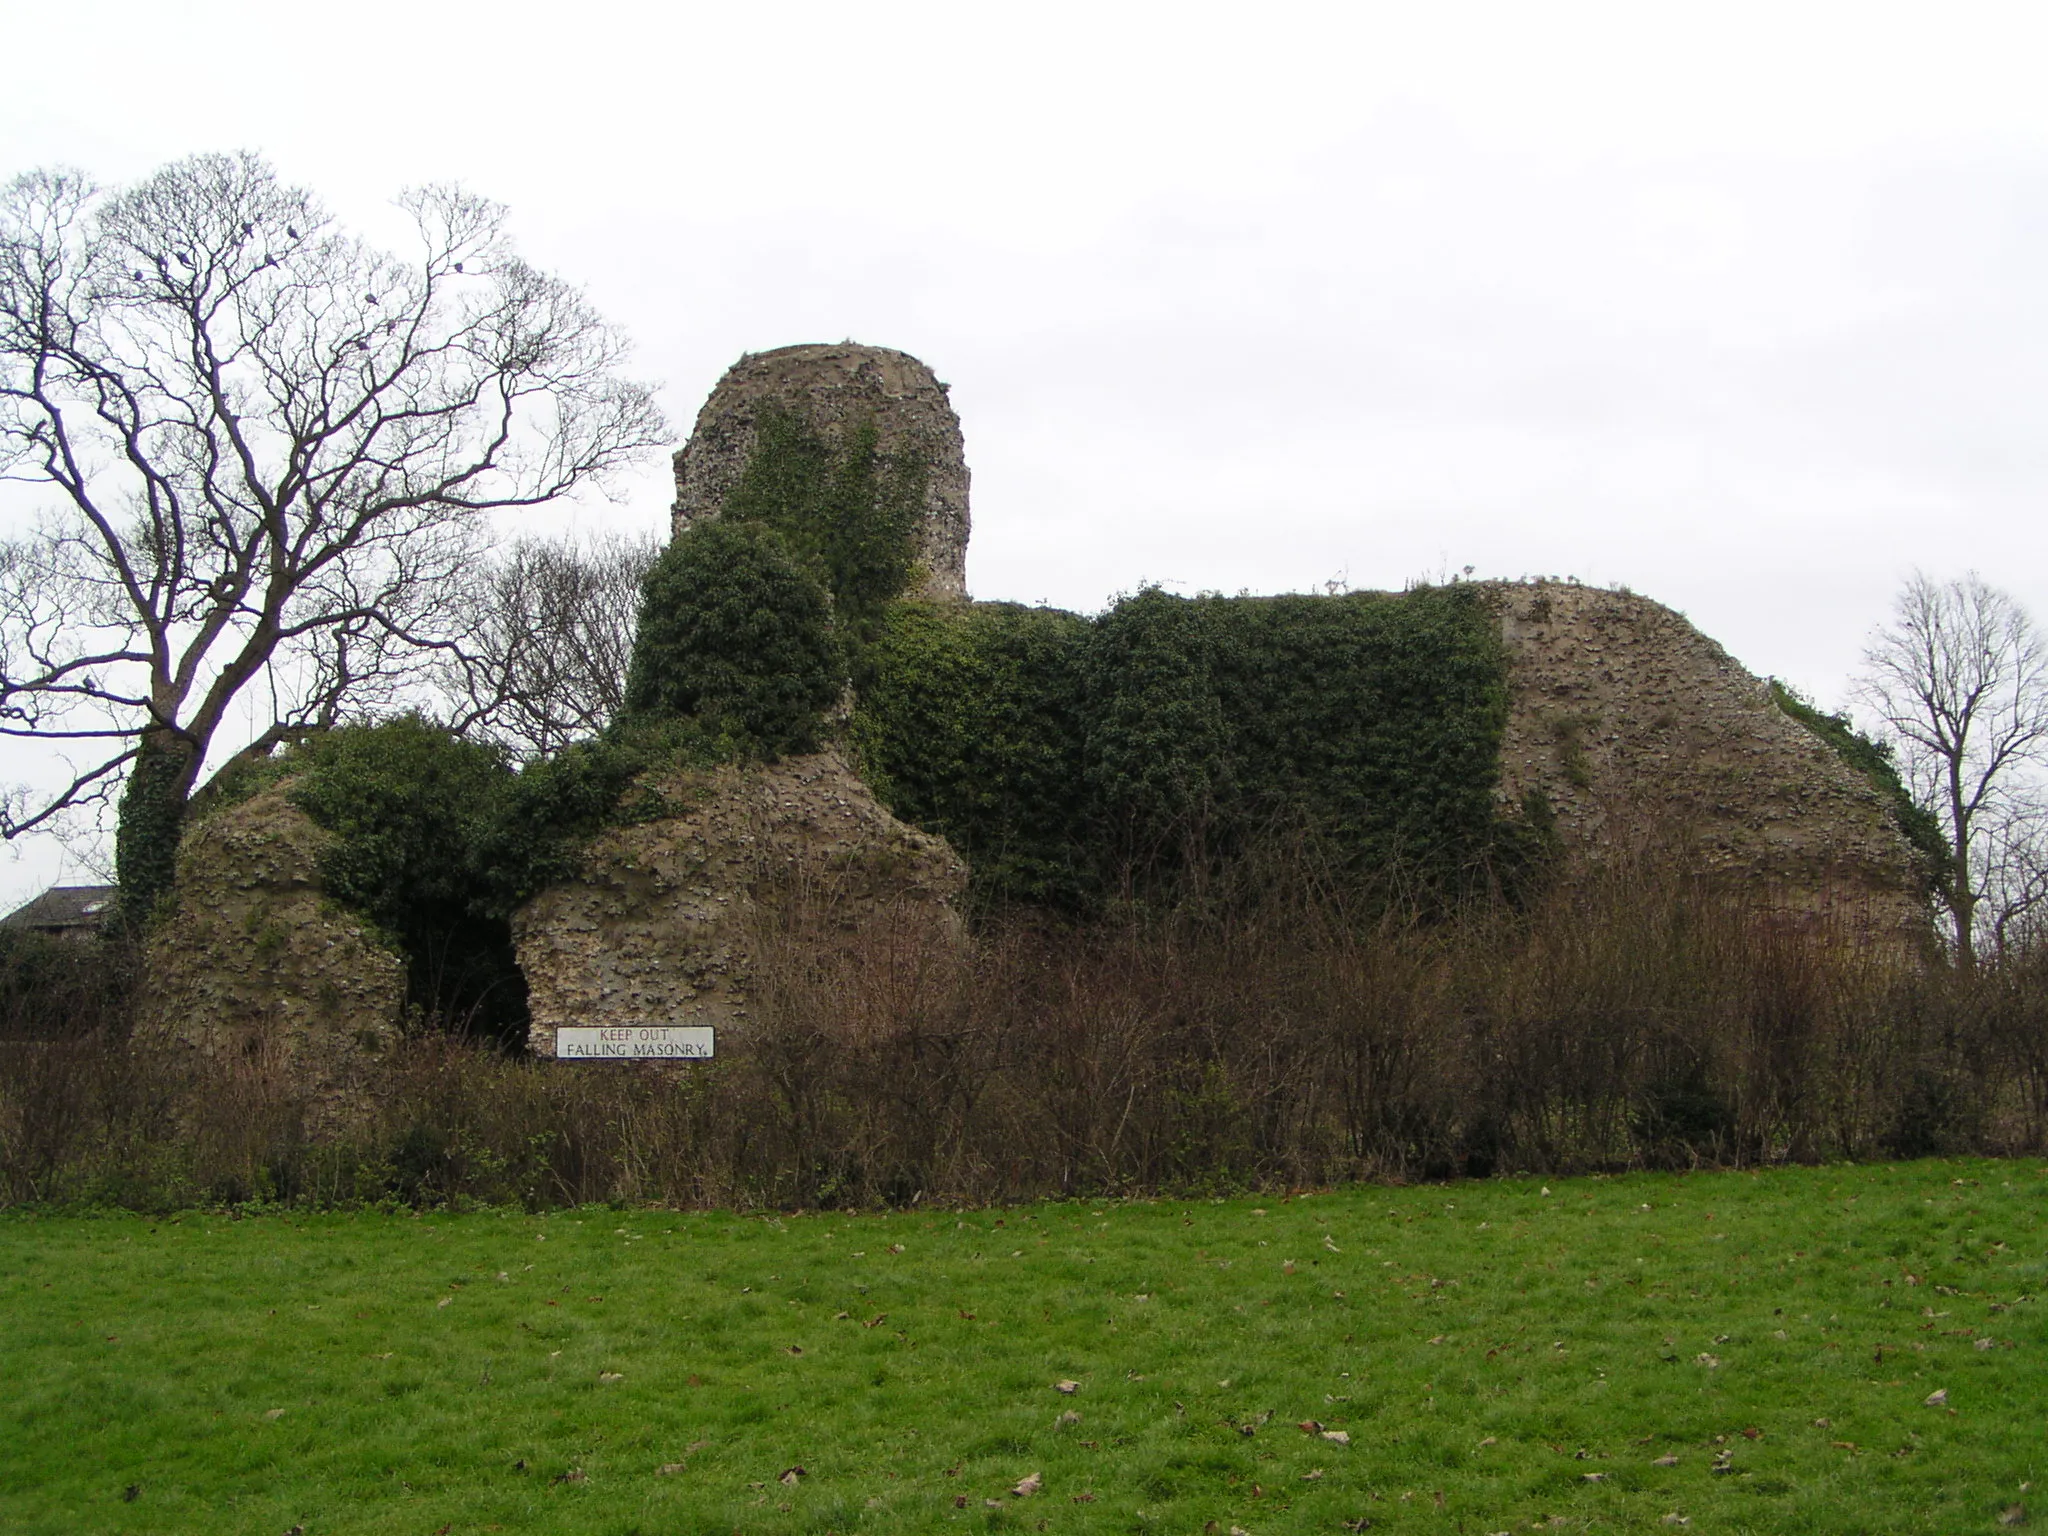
[0,884,120,934]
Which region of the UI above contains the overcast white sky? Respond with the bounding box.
[4,0,2047,908]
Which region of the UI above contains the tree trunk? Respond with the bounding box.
[1950,771,1978,970]
[114,731,198,930]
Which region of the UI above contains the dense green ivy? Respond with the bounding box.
[1769,681,1951,899]
[622,519,841,755]
[718,406,927,656]
[849,601,1094,907]
[854,584,1551,912]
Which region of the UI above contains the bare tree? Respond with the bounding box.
[1855,571,2048,966]
[437,528,658,757]
[0,153,667,916]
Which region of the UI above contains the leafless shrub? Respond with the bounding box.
[14,828,2048,1208]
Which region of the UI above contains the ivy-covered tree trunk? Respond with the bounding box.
[114,732,197,930]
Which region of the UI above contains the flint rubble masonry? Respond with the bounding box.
[138,785,403,1137]
[513,748,967,1057]
[671,342,971,602]
[1489,579,1928,939]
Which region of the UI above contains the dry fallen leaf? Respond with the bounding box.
[1071,1491,1097,1503]
[1998,1504,2027,1527]
[863,1315,887,1329]
[785,1345,803,1356]
[263,1408,286,1421]
[436,1296,452,1309]
[1924,1389,1949,1407]
[1652,1455,1679,1467]
[1582,1472,1606,1482]
[1301,1468,1325,1481]
[1057,1410,1081,1427]
[1298,1420,1323,1434]
[598,1372,623,1383]
[657,1463,685,1476]
[1695,1354,1721,1369]
[1321,1430,1351,1445]
[779,1466,805,1486]
[1056,1380,1080,1394]
[1012,1472,1042,1497]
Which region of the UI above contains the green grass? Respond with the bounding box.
[4,1160,2046,1534]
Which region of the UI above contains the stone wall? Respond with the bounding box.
[671,343,971,602]
[138,786,404,1137]
[512,748,967,1056]
[1489,580,1929,937]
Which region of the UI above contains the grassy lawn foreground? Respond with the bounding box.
[3,1159,2045,1534]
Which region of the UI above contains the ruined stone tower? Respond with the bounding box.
[671,343,971,602]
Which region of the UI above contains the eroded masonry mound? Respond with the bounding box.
[512,748,967,1057]
[139,786,403,1137]
[1491,580,1929,937]
[671,342,971,601]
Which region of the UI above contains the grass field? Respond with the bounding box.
[4,1160,2045,1535]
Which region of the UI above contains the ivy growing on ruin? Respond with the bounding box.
[622,519,841,756]
[621,405,928,756]
[716,406,928,659]
[853,583,1552,912]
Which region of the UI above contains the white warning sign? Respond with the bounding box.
[554,1026,715,1060]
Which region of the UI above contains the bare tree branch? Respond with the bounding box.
[435,528,656,758]
[0,153,668,908]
